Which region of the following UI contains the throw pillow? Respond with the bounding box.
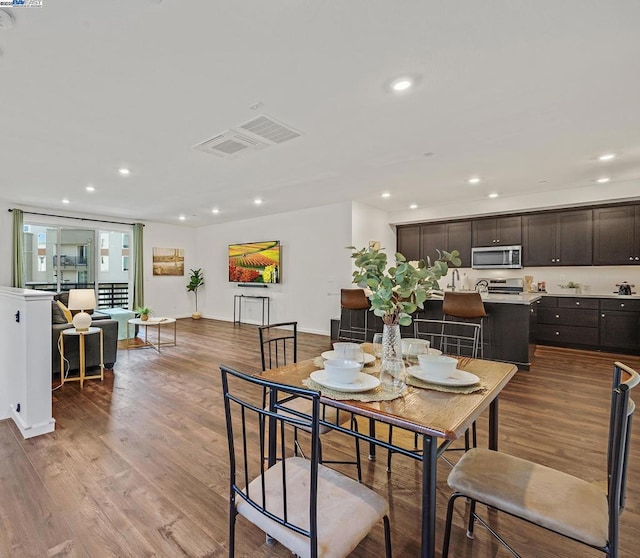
[51,301,68,324]
[56,300,73,323]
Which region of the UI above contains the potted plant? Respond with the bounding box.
[558,281,581,295]
[135,306,152,321]
[186,268,205,319]
[349,245,460,361]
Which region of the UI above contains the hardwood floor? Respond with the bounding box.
[1,318,639,557]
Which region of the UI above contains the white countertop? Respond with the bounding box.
[433,292,542,305]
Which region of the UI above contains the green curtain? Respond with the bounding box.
[132,223,144,309]
[12,209,24,288]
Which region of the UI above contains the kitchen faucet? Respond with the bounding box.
[448,269,460,291]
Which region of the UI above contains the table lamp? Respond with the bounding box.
[67,289,96,332]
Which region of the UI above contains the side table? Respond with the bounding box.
[59,327,104,389]
[233,294,270,326]
[126,317,177,352]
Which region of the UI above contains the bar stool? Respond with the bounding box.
[338,288,371,342]
[442,292,488,359]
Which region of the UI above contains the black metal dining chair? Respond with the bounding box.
[442,361,639,558]
[258,322,362,482]
[220,364,392,558]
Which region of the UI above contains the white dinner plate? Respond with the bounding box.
[321,350,376,364]
[310,370,380,392]
[407,366,480,387]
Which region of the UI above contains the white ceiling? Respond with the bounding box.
[1,1,639,227]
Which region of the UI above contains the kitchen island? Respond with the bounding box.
[333,292,541,370]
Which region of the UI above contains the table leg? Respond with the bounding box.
[368,418,377,460]
[157,323,161,352]
[59,332,65,385]
[79,334,86,389]
[99,329,104,380]
[421,435,437,558]
[489,397,499,450]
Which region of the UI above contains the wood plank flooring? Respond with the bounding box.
[1,318,639,557]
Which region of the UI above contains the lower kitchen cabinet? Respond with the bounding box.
[599,299,640,351]
[536,296,640,354]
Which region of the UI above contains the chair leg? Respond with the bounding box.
[442,493,463,558]
[383,515,393,558]
[352,415,362,483]
[229,502,237,557]
[387,425,394,472]
[467,499,477,539]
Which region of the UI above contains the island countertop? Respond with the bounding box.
[434,292,542,305]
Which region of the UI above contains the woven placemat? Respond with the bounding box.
[406,375,487,394]
[302,378,404,402]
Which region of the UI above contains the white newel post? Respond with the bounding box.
[0,287,55,438]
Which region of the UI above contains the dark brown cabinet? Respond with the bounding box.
[536,296,599,346]
[522,209,592,266]
[472,216,522,247]
[593,204,640,265]
[397,225,420,261]
[599,299,640,351]
[398,222,471,267]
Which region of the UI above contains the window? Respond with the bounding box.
[100,255,109,272]
[37,232,46,248]
[122,255,129,271]
[122,233,129,248]
[100,232,109,249]
[37,255,46,271]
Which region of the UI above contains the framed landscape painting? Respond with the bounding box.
[228,241,280,283]
[153,247,184,276]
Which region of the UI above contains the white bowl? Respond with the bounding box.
[323,359,362,384]
[417,355,458,379]
[332,342,361,359]
[401,338,430,355]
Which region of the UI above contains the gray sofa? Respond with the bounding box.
[51,294,119,377]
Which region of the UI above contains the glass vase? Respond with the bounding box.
[382,323,403,362]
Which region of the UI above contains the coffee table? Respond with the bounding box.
[126,317,177,352]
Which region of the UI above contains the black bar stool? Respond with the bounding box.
[442,292,488,358]
[338,288,371,342]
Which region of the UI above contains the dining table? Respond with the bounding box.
[258,350,518,558]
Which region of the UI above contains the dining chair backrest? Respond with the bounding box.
[413,318,481,358]
[609,362,639,517]
[258,322,297,371]
[219,365,322,556]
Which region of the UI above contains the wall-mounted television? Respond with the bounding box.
[228,240,281,284]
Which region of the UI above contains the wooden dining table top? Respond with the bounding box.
[258,355,518,441]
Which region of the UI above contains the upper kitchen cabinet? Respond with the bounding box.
[593,204,640,265]
[397,225,421,261]
[418,221,471,267]
[522,209,593,266]
[472,216,522,247]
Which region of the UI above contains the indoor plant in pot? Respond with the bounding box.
[135,306,152,321]
[186,268,205,319]
[349,245,460,362]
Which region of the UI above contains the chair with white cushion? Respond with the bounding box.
[220,364,392,558]
[442,361,639,558]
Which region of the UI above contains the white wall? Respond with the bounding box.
[196,202,353,335]
[143,222,197,318]
[351,202,397,260]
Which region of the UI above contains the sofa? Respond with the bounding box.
[51,293,119,377]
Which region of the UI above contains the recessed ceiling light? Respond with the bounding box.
[212,208,220,214]
[597,177,610,183]
[468,177,481,185]
[85,185,95,192]
[598,153,616,161]
[254,198,263,205]
[391,78,413,92]
[179,215,186,221]
[62,198,70,204]
[118,167,130,176]
[381,192,391,199]
[409,203,418,209]
[488,193,499,198]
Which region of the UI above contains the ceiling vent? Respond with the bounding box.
[193,114,301,159]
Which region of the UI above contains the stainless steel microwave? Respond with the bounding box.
[471,245,522,269]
